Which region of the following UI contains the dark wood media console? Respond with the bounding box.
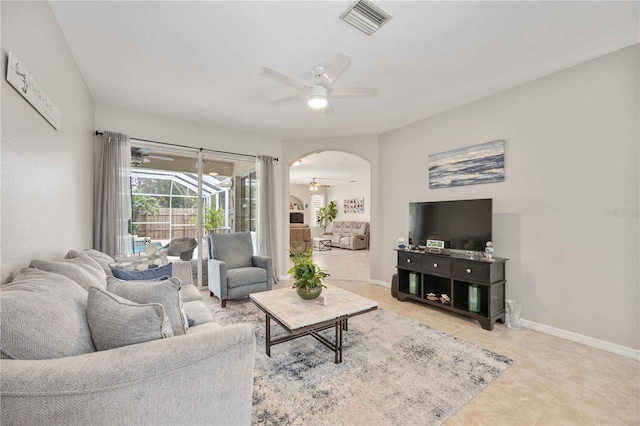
[394,249,508,330]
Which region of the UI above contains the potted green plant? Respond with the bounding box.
[288,248,330,299]
[202,206,225,233]
[317,200,337,231]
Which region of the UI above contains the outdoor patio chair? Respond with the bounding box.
[162,237,198,261]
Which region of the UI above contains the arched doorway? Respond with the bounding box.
[288,150,371,281]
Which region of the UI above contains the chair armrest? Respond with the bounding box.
[171,260,193,285]
[252,255,273,289]
[207,258,228,300]
[1,324,255,426]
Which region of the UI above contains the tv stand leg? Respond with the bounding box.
[479,317,495,331]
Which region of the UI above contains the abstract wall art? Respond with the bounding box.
[429,140,505,189]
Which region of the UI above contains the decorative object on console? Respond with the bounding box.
[483,241,496,262]
[429,140,505,189]
[288,249,329,300]
[468,284,481,312]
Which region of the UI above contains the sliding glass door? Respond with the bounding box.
[128,140,256,287]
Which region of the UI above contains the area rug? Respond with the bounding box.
[211,299,512,425]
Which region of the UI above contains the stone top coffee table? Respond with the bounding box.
[249,285,378,364]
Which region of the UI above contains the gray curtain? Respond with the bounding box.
[94,131,133,256]
[257,155,279,283]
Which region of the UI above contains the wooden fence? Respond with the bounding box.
[135,208,198,239]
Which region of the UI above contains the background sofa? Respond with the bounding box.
[0,250,255,426]
[290,223,313,253]
[323,221,369,250]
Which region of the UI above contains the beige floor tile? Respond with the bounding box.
[207,247,640,425]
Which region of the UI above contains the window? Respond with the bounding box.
[236,170,257,232]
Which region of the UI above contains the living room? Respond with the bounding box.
[1,1,638,425]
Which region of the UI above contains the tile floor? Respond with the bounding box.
[207,248,640,425]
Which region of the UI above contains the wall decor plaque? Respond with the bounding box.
[6,52,61,130]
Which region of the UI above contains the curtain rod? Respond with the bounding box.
[95,131,278,161]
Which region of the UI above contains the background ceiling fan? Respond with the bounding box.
[131,147,174,167]
[260,53,378,112]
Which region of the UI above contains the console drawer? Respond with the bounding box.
[422,258,450,274]
[398,252,422,271]
[451,261,490,283]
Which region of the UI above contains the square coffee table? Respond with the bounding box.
[312,237,331,251]
[249,285,378,364]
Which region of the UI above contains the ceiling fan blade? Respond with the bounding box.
[320,53,352,86]
[270,94,305,105]
[148,155,174,162]
[324,103,335,114]
[259,67,308,92]
[132,147,152,155]
[328,87,378,97]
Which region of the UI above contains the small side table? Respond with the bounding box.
[313,237,331,251]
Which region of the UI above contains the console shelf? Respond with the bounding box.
[394,249,508,330]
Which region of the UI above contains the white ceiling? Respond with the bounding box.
[50,1,638,143]
[289,151,370,186]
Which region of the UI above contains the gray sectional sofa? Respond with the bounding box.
[0,249,255,426]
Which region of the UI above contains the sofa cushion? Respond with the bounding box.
[183,300,215,327]
[0,268,96,359]
[30,255,107,291]
[340,221,355,236]
[65,249,115,276]
[106,277,188,336]
[331,221,344,235]
[111,263,173,281]
[180,283,203,303]
[86,287,173,351]
[227,267,267,288]
[210,232,253,269]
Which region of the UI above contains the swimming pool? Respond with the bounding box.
[133,241,163,254]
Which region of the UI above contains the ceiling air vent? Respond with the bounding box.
[340,0,393,36]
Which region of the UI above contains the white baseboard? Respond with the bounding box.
[362,281,639,360]
[520,319,639,360]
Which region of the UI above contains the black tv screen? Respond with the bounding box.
[408,199,492,251]
[290,212,304,223]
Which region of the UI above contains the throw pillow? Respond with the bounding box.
[66,249,115,276]
[86,287,173,351]
[106,277,188,336]
[30,255,107,291]
[0,268,96,359]
[111,262,173,281]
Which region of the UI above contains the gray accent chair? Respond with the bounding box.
[162,237,198,261]
[208,232,273,308]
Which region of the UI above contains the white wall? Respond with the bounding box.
[281,137,379,279]
[377,45,639,350]
[1,1,95,282]
[327,180,371,224]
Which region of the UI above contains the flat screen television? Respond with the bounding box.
[290,212,304,224]
[408,198,492,252]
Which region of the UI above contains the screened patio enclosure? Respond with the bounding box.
[131,169,231,253]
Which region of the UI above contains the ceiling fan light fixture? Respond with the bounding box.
[309,178,320,192]
[307,86,328,109]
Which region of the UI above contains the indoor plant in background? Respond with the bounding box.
[317,200,337,231]
[288,249,330,299]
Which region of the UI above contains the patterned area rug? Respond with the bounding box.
[212,299,512,426]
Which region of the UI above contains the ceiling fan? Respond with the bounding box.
[259,53,378,112]
[131,147,174,167]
